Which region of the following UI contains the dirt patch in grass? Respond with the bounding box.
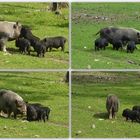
[72,72,140,83]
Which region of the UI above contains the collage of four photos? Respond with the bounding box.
[0,1,140,138]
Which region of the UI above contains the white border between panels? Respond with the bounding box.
[0,69,69,72]
[69,1,72,139]
[0,0,140,2]
[71,69,140,72]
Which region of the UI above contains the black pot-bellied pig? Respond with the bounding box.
[26,104,37,121]
[27,103,51,122]
[15,38,31,54]
[31,103,50,120]
[122,108,140,122]
[19,26,40,50]
[0,89,27,119]
[94,37,108,51]
[42,36,66,52]
[41,106,51,121]
[106,95,119,119]
[0,21,22,52]
[96,26,140,46]
[127,41,136,53]
[34,41,46,57]
[112,39,123,51]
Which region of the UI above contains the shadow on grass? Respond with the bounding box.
[93,112,108,119]
[7,48,19,54]
[49,22,69,28]
[7,48,37,57]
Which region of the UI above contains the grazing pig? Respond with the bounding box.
[96,26,140,45]
[94,38,108,51]
[42,36,66,52]
[27,104,38,121]
[132,106,140,112]
[19,26,40,49]
[15,38,31,54]
[34,41,46,57]
[26,103,50,122]
[0,21,22,52]
[0,89,27,119]
[112,39,123,50]
[122,108,140,122]
[37,107,47,122]
[31,103,50,120]
[106,95,119,119]
[41,107,51,120]
[127,41,136,53]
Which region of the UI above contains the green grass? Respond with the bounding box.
[72,72,140,138]
[0,72,68,138]
[0,3,69,69]
[72,3,140,69]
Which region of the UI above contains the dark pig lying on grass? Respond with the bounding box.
[127,41,136,53]
[42,36,66,52]
[15,37,31,54]
[122,108,140,122]
[94,38,108,51]
[0,89,27,119]
[106,95,119,119]
[27,103,51,122]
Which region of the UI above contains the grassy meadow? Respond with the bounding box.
[0,72,68,138]
[0,3,69,69]
[72,3,140,69]
[72,72,140,138]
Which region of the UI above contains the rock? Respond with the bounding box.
[3,126,7,130]
[21,120,29,123]
[88,106,91,109]
[91,124,96,129]
[128,60,136,65]
[94,59,99,62]
[111,121,115,123]
[98,118,104,121]
[87,65,91,69]
[34,135,40,138]
[76,130,82,135]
